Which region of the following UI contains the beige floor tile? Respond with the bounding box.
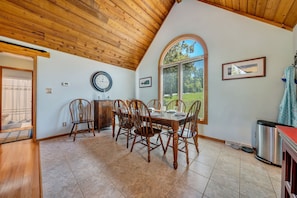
[240,180,277,198]
[214,160,240,178]
[42,163,81,197]
[265,163,282,182]
[195,149,219,167]
[189,160,214,178]
[43,183,84,198]
[178,170,209,194]
[40,128,281,198]
[240,159,268,176]
[167,184,203,198]
[271,179,281,198]
[210,168,240,192]
[204,179,239,198]
[240,170,274,190]
[78,174,124,197]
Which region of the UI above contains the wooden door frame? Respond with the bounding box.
[0,41,49,142]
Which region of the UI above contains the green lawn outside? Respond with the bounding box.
[163,92,204,117]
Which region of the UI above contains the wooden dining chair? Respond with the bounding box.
[69,98,95,141]
[147,99,162,130]
[164,100,201,164]
[147,99,161,110]
[113,99,134,148]
[156,99,188,144]
[166,99,186,112]
[129,99,165,162]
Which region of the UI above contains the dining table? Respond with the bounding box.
[112,109,197,169]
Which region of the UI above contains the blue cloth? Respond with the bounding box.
[278,66,297,126]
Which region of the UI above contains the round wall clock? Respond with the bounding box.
[91,71,113,92]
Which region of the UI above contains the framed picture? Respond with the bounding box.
[222,57,266,80]
[139,76,152,88]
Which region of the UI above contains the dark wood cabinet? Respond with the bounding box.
[282,141,297,198]
[93,100,113,132]
[277,125,297,198]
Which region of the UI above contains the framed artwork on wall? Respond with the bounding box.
[222,57,266,80]
[139,76,152,88]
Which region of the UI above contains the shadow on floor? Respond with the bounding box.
[0,129,32,144]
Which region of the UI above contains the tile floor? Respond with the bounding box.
[40,128,281,198]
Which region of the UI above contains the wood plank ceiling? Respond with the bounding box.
[199,0,297,30]
[0,0,296,71]
[0,0,175,70]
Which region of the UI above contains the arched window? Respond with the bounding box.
[159,34,208,124]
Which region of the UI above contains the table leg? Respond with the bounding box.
[172,122,179,169]
[112,111,115,138]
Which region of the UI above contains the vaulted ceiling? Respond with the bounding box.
[200,0,297,30]
[0,0,296,71]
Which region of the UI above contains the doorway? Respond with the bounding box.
[0,67,33,143]
[0,41,50,143]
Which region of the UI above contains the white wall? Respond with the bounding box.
[137,0,293,146]
[0,53,33,69]
[0,36,135,139]
[293,25,297,54]
[1,1,295,144]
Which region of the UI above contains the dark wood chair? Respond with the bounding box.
[129,99,165,162]
[69,98,95,141]
[147,99,161,110]
[156,99,188,144]
[162,99,187,132]
[113,99,134,148]
[164,100,201,164]
[147,99,162,130]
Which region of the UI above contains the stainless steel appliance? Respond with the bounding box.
[255,120,284,166]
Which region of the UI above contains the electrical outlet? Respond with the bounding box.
[62,122,67,127]
[45,88,52,94]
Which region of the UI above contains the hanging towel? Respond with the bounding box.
[277,66,297,127]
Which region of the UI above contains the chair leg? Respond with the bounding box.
[147,137,150,163]
[155,126,165,143]
[126,130,130,148]
[73,124,78,141]
[164,134,172,154]
[69,124,75,137]
[184,138,189,164]
[130,134,137,152]
[115,127,122,141]
[158,134,165,152]
[193,135,199,153]
[90,121,95,136]
[87,122,90,133]
[156,135,160,143]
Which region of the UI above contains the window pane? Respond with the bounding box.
[160,35,208,124]
[163,40,204,64]
[182,60,204,118]
[162,65,178,106]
